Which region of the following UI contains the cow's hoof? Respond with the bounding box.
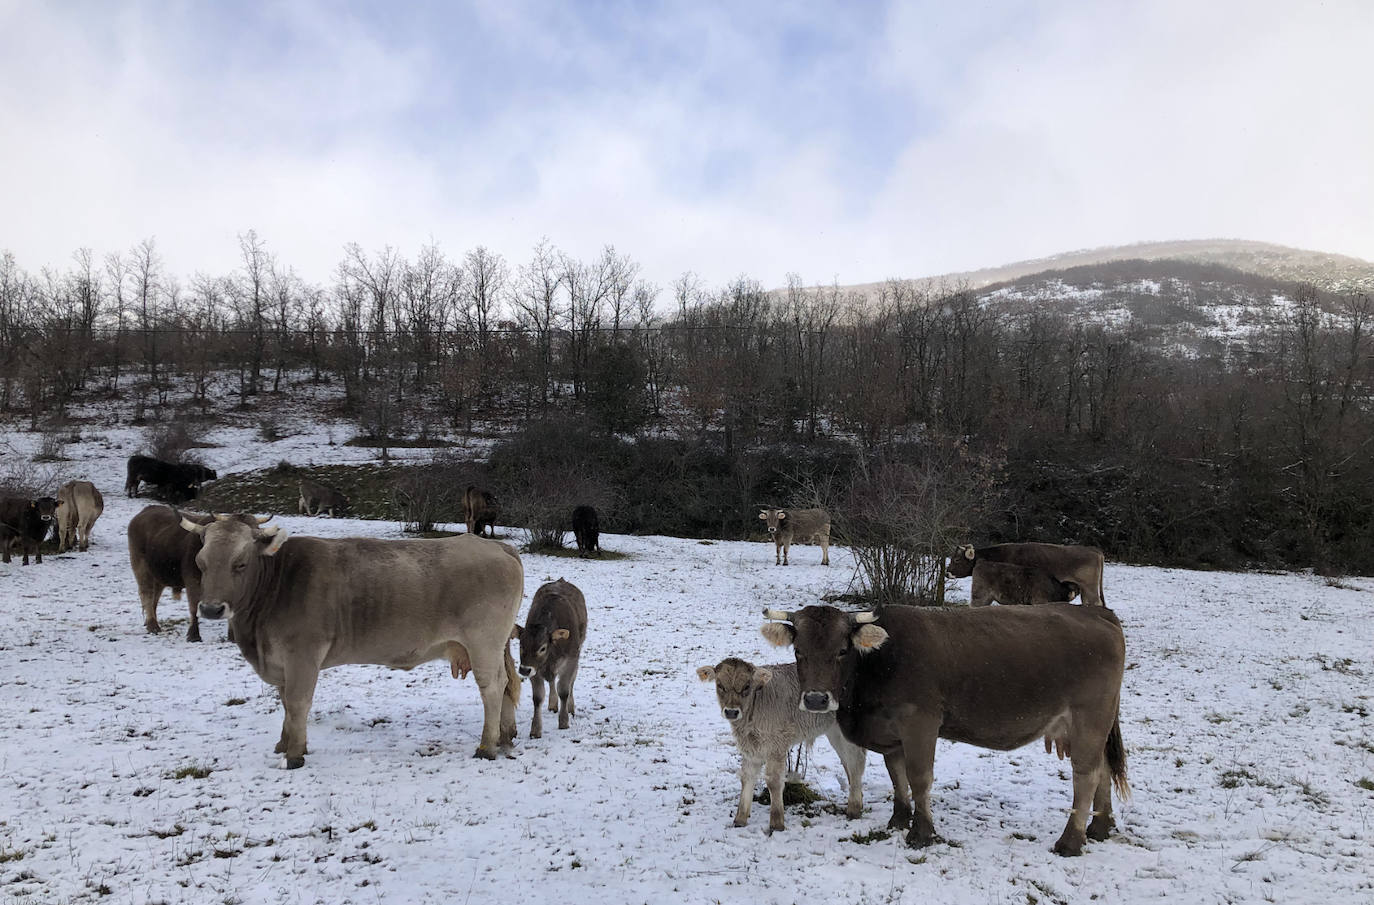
[145,621,161,634]
[529,728,542,740]
[887,811,912,831]
[473,745,498,760]
[905,822,942,848]
[186,628,201,643]
[733,818,748,828]
[845,806,863,820]
[1086,817,1115,842]
[558,717,570,730]
[285,756,305,770]
[1052,830,1086,857]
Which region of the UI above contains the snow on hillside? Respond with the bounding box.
[1,432,1372,905]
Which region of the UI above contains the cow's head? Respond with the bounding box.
[696,657,772,722]
[511,621,572,679]
[761,606,886,713]
[945,543,977,578]
[181,514,286,620]
[758,508,786,535]
[31,496,62,522]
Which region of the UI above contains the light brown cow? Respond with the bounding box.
[182,517,523,765]
[57,480,104,553]
[758,508,831,566]
[949,542,1106,606]
[297,479,349,517]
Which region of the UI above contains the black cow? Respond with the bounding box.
[571,504,600,557]
[762,603,1128,857]
[0,496,62,564]
[125,455,217,501]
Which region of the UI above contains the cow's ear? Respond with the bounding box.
[760,622,795,647]
[962,544,975,560]
[552,628,571,641]
[696,665,716,682]
[777,511,787,520]
[511,624,523,641]
[258,528,289,556]
[759,511,768,520]
[852,624,888,653]
[753,667,773,687]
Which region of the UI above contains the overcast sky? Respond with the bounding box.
[2,0,1370,291]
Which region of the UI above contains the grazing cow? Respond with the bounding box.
[697,658,866,833]
[968,560,1080,607]
[758,507,831,566]
[125,455,217,501]
[297,479,348,517]
[464,485,499,538]
[571,504,600,557]
[56,480,104,553]
[761,604,1128,856]
[182,517,523,765]
[949,542,1106,606]
[128,505,264,642]
[0,496,61,564]
[512,578,588,738]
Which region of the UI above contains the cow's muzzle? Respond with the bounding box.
[517,665,535,679]
[801,691,837,713]
[198,601,228,620]
[721,706,741,721]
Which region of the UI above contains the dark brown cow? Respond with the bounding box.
[125,455,217,501]
[126,505,264,642]
[761,603,1128,856]
[464,485,499,537]
[969,560,1080,607]
[512,578,588,738]
[950,542,1106,606]
[571,504,600,557]
[0,496,61,564]
[57,480,104,553]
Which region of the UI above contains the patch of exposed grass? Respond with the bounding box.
[152,824,186,839]
[224,697,247,707]
[846,827,892,844]
[1355,778,1374,791]
[527,546,631,561]
[344,436,457,449]
[1219,768,1257,789]
[167,763,213,780]
[197,462,405,521]
[0,847,27,863]
[755,781,823,807]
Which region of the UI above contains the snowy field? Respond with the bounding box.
[1,425,1372,905]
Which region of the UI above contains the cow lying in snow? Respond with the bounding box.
[125,455,217,501]
[762,603,1128,856]
[182,515,523,765]
[697,658,866,833]
[968,560,1080,607]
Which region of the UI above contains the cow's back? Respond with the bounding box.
[785,508,830,540]
[530,578,588,642]
[127,505,201,585]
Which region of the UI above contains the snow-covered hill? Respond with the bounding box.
[0,427,1371,904]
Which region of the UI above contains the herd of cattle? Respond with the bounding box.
[0,453,1128,858]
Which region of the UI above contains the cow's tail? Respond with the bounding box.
[1106,712,1129,800]
[1096,551,1107,607]
[503,637,520,711]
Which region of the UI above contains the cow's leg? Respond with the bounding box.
[469,644,510,758]
[765,753,787,833]
[883,750,912,829]
[774,537,782,566]
[529,675,545,739]
[900,718,942,847]
[826,726,866,819]
[1054,725,1108,856]
[969,577,994,607]
[820,533,830,566]
[734,756,763,827]
[279,662,320,769]
[782,537,790,566]
[1086,763,1116,841]
[555,662,578,729]
[180,590,202,643]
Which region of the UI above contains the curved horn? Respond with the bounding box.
[853,610,879,624]
[257,524,281,538]
[214,513,231,522]
[255,515,272,525]
[762,608,795,621]
[180,517,207,535]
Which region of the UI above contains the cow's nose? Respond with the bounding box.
[198,601,227,620]
[517,665,534,678]
[801,691,831,712]
[722,707,741,721]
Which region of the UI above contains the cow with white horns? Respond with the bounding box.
[180,514,523,766]
[758,508,831,566]
[761,603,1129,856]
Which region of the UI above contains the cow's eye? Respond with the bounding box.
[537,645,548,656]
[834,649,848,660]
[232,561,246,573]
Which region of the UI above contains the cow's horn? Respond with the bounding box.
[853,610,879,624]
[762,608,795,622]
[180,517,207,535]
[257,524,281,538]
[255,515,271,525]
[214,513,231,521]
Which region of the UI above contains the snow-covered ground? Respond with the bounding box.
[1,427,1372,905]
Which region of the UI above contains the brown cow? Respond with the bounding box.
[950,542,1106,606]
[968,560,1080,607]
[57,480,104,553]
[182,517,523,765]
[127,506,267,642]
[762,603,1128,856]
[758,507,831,566]
[464,485,499,538]
[0,496,61,564]
[297,479,349,517]
[512,578,588,738]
